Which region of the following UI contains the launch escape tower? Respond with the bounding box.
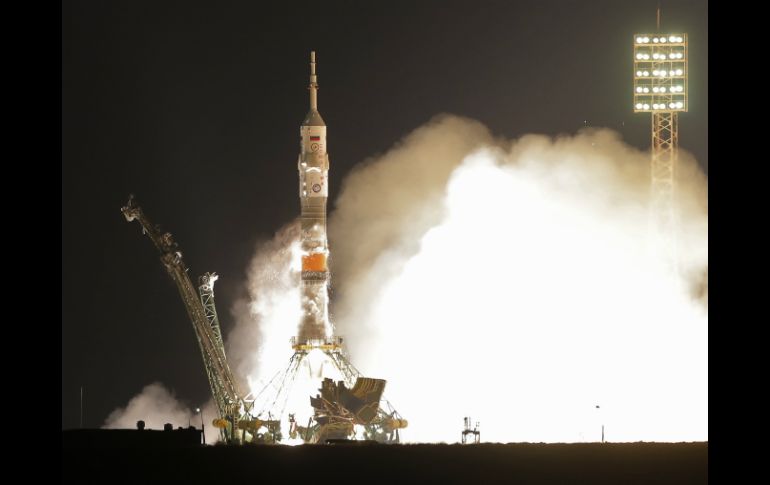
[632,17,688,272]
[122,52,406,444]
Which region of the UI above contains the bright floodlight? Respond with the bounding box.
[633,33,688,113]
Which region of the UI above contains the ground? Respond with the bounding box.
[62,432,707,484]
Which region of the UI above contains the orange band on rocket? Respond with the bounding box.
[302,253,327,272]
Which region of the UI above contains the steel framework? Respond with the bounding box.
[461,417,480,444]
[199,272,225,350]
[121,196,249,443]
[651,111,679,269]
[633,33,688,272]
[251,340,407,444]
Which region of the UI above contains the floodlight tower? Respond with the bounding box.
[632,32,688,272]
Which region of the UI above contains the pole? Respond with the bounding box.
[197,408,206,445]
[80,386,83,428]
[595,405,601,443]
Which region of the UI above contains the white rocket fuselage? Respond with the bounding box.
[297,51,331,342]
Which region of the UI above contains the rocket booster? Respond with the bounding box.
[297,51,331,342]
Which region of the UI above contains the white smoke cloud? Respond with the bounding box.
[103,383,221,442]
[227,222,302,393]
[327,114,707,443]
[329,115,496,350]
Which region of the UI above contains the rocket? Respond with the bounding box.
[297,51,332,343]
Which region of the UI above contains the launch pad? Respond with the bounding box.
[249,338,406,444]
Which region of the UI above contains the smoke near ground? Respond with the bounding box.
[103,383,221,441]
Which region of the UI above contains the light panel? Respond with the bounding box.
[632,33,688,113]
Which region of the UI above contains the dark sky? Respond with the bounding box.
[62,0,708,429]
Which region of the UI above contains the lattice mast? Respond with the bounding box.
[121,196,245,442]
[199,272,225,348]
[633,15,688,271]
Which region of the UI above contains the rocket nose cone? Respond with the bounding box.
[302,110,326,127]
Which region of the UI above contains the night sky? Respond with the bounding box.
[62,0,708,430]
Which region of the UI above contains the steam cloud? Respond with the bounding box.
[106,114,707,443]
[328,114,707,443]
[228,222,302,394]
[103,383,220,441]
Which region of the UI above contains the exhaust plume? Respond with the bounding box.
[326,114,707,443]
[228,222,302,392]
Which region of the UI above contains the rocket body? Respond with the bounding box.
[297,52,332,342]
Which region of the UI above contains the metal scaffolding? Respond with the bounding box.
[651,111,679,270]
[633,32,688,272]
[121,196,249,444]
[251,340,407,444]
